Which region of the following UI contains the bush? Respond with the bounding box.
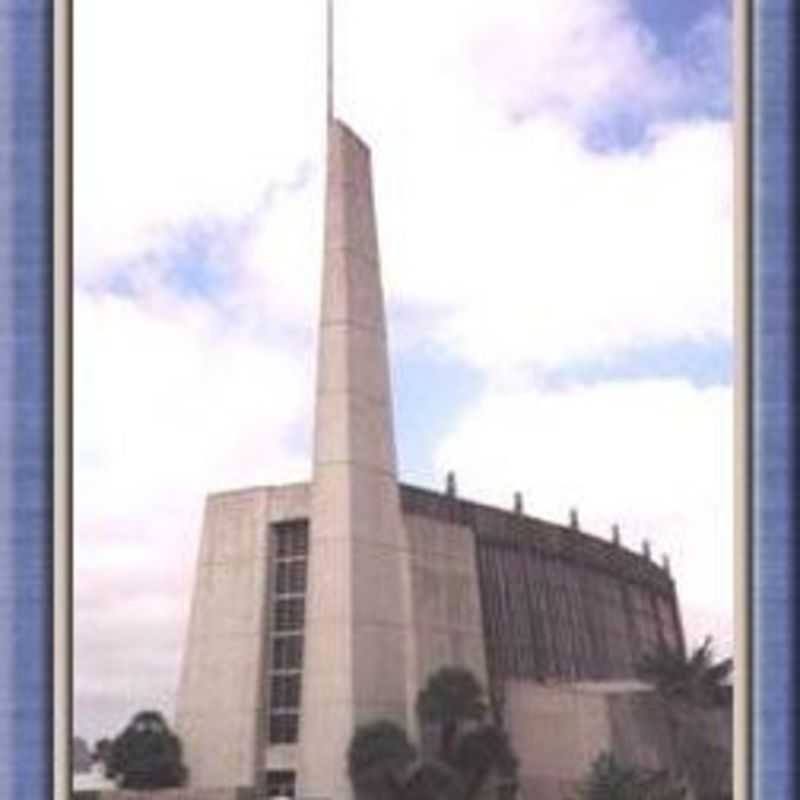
[106,710,188,790]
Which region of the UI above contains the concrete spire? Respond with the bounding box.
[312,121,397,477]
[298,75,411,800]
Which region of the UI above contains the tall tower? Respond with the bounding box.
[297,6,413,797]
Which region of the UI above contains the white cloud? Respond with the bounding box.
[463,0,731,126]
[73,289,314,739]
[378,116,732,371]
[235,170,323,331]
[75,291,313,511]
[466,0,667,124]
[75,0,732,374]
[74,0,326,282]
[433,378,734,656]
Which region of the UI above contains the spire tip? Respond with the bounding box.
[326,0,334,121]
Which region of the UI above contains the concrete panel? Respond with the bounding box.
[304,537,353,626]
[505,681,613,800]
[314,392,395,473]
[607,692,678,772]
[318,252,385,330]
[351,541,412,626]
[324,124,380,260]
[315,324,391,403]
[175,491,268,788]
[406,514,489,701]
[503,681,730,800]
[265,483,311,522]
[352,622,411,713]
[348,472,406,547]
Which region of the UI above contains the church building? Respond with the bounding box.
[174,17,694,799]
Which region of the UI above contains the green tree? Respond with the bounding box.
[416,667,487,762]
[451,722,518,800]
[347,667,519,800]
[106,710,188,790]
[416,667,518,800]
[93,738,112,771]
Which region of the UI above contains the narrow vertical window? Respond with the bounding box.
[267,520,308,745]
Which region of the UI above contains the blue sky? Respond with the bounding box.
[74,0,734,743]
[638,0,728,50]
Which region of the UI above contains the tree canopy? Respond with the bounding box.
[348,719,417,795]
[416,666,488,762]
[106,710,188,790]
[349,667,518,800]
[72,737,93,774]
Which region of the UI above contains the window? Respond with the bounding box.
[264,769,296,798]
[267,520,309,745]
[271,674,302,709]
[269,713,299,745]
[275,522,308,558]
[275,560,307,594]
[272,635,303,671]
[274,597,305,632]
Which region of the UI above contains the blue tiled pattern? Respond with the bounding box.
[0,2,797,799]
[0,1,53,798]
[753,1,798,797]
[0,2,15,795]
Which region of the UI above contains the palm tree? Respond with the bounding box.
[416,666,487,763]
[347,720,417,800]
[347,668,519,800]
[400,758,462,800]
[636,638,733,800]
[451,723,518,800]
[416,667,518,800]
[636,637,732,709]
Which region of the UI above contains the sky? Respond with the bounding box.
[74,0,734,745]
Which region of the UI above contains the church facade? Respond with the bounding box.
[174,115,684,800]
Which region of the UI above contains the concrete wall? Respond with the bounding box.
[505,680,731,800]
[606,688,680,773]
[175,479,697,795]
[405,511,489,717]
[505,681,615,800]
[505,681,689,800]
[176,486,487,791]
[175,484,309,789]
[667,703,733,799]
[400,484,684,688]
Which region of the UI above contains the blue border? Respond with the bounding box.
[0,1,797,798]
[753,1,799,797]
[0,0,53,798]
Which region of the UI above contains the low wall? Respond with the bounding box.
[504,680,732,800]
[72,789,254,800]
